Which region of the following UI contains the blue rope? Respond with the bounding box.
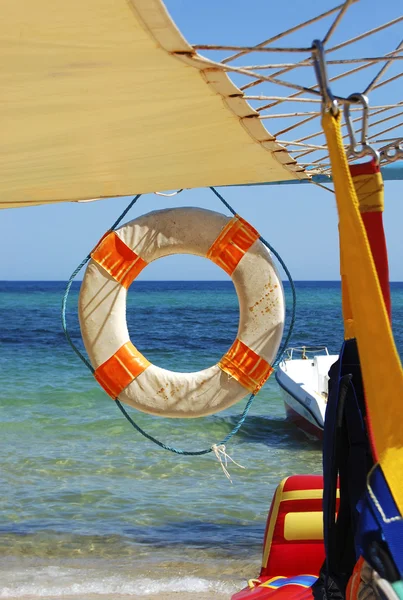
[62,254,94,373]
[110,195,142,231]
[62,190,296,456]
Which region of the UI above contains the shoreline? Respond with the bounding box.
[0,595,230,600]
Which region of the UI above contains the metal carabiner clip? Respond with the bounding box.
[343,93,380,163]
[379,139,403,164]
[312,39,339,116]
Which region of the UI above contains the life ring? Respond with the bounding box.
[78,207,285,417]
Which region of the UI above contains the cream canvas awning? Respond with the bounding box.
[1,0,306,208]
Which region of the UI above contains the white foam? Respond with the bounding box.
[0,571,238,597]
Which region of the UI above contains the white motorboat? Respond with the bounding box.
[275,347,339,439]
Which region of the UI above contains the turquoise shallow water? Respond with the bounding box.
[1,280,402,598]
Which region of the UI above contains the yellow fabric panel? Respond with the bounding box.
[284,512,323,541]
[0,0,304,208]
[323,111,403,513]
[353,172,384,213]
[340,242,355,340]
[281,489,340,501]
[262,478,288,569]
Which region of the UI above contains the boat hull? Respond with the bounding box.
[281,387,324,440]
[275,352,338,440]
[275,371,325,440]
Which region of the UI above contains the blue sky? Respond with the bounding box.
[0,0,402,281]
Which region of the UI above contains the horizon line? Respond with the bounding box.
[1,279,403,284]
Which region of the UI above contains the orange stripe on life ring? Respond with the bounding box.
[94,341,150,399]
[91,231,147,288]
[207,215,259,275]
[218,338,273,394]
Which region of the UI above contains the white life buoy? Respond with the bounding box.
[79,207,285,417]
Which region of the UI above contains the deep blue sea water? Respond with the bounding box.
[1,281,402,598]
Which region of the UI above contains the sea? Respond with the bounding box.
[1,281,402,599]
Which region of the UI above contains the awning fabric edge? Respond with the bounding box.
[1,0,306,210]
[130,0,307,182]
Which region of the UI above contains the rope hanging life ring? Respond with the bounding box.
[79,207,285,418]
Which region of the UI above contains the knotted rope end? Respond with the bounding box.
[211,443,245,483]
